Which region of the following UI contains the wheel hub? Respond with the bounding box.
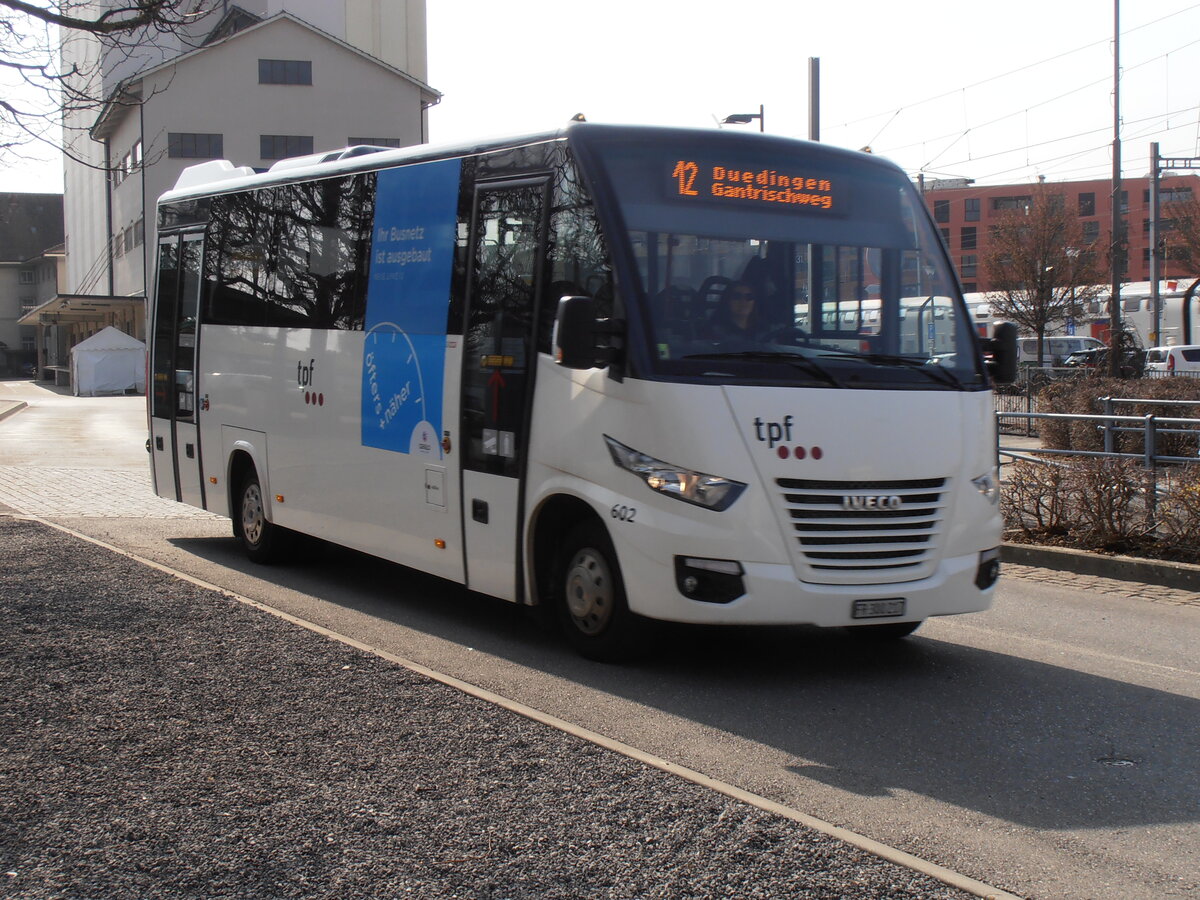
[242,484,265,545]
[565,548,612,635]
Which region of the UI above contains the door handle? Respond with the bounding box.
[472,499,489,524]
[185,443,195,459]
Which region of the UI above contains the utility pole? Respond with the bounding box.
[1108,0,1123,377]
[809,57,820,141]
[1150,142,1161,345]
[1151,150,1200,344]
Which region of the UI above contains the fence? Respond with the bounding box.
[996,399,1200,527]
[994,369,1200,436]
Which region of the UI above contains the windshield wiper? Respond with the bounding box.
[681,351,845,388]
[819,351,967,389]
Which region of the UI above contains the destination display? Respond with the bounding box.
[670,159,835,211]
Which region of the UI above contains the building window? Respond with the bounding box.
[113,152,130,186]
[1078,192,1095,216]
[134,216,144,247]
[113,231,124,257]
[961,282,977,293]
[348,137,402,148]
[18,269,34,284]
[260,134,314,160]
[933,199,949,223]
[992,196,1031,213]
[964,198,980,222]
[20,297,36,314]
[960,255,977,278]
[168,132,223,159]
[132,139,142,168]
[259,59,312,85]
[939,227,950,248]
[960,227,977,250]
[1161,186,1194,205]
[1082,220,1100,243]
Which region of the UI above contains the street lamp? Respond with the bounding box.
[721,104,764,132]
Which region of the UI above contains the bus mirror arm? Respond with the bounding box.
[554,295,624,371]
[982,321,1019,385]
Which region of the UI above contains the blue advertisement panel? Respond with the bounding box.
[361,159,461,456]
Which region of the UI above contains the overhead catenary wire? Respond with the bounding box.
[826,3,1200,140]
[819,4,1200,186]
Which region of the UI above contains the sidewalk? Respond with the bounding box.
[0,516,972,900]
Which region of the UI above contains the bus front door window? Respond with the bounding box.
[461,180,547,601]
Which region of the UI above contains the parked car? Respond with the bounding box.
[1144,344,1200,374]
[1016,336,1105,367]
[1062,347,1145,377]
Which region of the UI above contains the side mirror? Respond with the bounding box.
[554,295,621,370]
[983,321,1019,384]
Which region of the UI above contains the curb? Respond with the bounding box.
[0,400,28,423]
[1002,542,1200,592]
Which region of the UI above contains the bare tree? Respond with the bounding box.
[1,1,221,169]
[983,184,1105,367]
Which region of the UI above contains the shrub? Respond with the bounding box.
[1001,459,1070,536]
[1003,457,1151,550]
[1068,457,1151,545]
[1036,376,1200,457]
[1157,465,1200,559]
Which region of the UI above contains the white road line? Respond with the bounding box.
[24,513,1024,900]
[933,619,1200,681]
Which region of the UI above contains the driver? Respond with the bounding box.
[704,282,760,342]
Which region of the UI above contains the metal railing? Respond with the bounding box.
[996,403,1200,527]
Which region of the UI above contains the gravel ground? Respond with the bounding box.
[0,516,970,900]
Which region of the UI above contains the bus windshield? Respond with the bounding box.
[586,133,984,389]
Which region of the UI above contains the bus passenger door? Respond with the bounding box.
[149,233,206,507]
[460,179,548,601]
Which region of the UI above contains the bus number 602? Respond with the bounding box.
[611,504,636,523]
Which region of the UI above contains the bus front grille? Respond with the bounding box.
[775,477,948,582]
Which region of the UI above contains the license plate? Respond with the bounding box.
[852,598,906,619]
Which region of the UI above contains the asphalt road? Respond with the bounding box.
[3,379,1199,899]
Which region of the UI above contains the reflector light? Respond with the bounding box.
[435,539,447,549]
[275,495,285,503]
[209,477,218,484]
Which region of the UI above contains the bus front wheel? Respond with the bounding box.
[555,522,647,662]
[237,471,290,564]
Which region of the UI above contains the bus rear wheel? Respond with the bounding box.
[554,521,647,662]
[237,471,291,564]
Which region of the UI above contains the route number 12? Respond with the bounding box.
[672,160,699,196]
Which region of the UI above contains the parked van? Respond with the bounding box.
[1016,336,1105,367]
[1145,344,1200,374]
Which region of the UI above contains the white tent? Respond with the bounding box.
[70,326,146,397]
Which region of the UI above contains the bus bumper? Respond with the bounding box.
[623,550,996,627]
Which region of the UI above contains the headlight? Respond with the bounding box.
[972,469,1000,505]
[605,436,746,511]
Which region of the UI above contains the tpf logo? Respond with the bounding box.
[752,416,793,449]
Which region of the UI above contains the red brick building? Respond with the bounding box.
[920,173,1200,293]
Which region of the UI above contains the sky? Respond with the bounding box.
[4,0,1200,193]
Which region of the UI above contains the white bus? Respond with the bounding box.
[148,123,1017,660]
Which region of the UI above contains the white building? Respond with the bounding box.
[0,193,64,375]
[52,0,436,344]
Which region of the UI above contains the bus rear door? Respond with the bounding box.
[460,179,548,601]
[149,232,205,507]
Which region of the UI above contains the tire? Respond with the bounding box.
[237,471,291,564]
[554,521,648,662]
[843,620,923,640]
